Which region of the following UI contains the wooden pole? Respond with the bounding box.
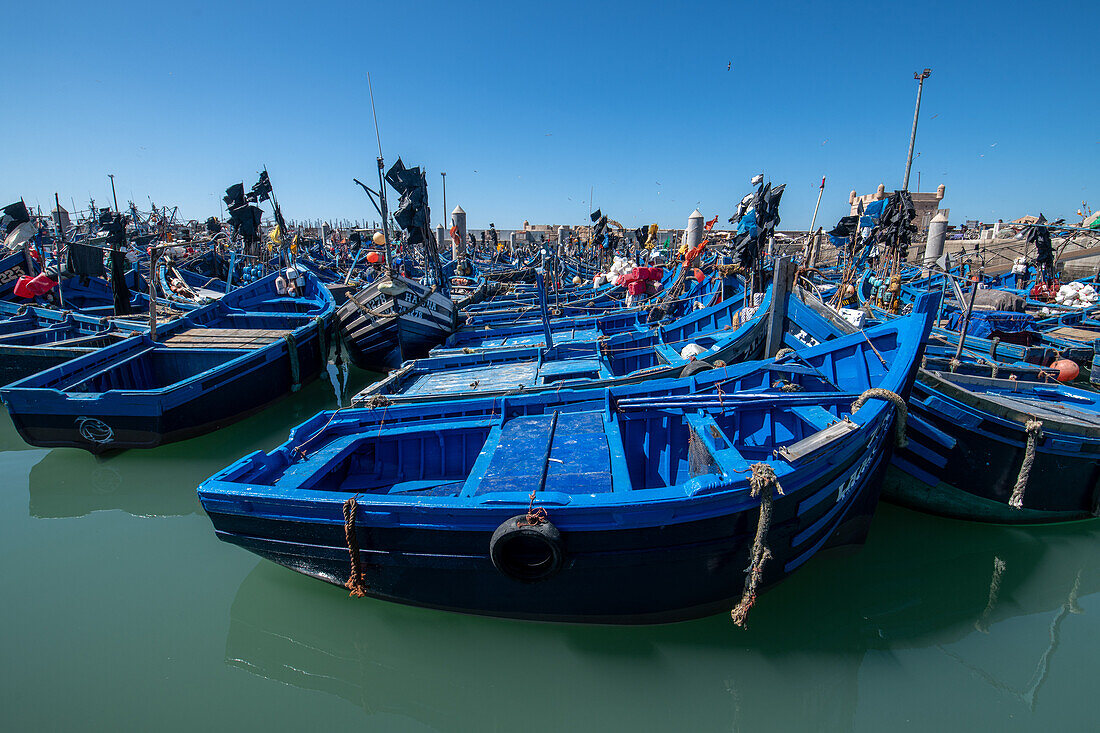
[148,244,159,341]
[952,277,980,363]
[765,257,797,357]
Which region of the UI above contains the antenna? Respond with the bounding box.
[367,72,383,160]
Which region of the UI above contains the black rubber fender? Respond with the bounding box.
[490,515,563,582]
[680,360,714,378]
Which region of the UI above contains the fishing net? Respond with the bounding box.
[688,425,720,477]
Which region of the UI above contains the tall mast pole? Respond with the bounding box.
[807,176,826,241]
[108,173,119,213]
[367,73,393,277]
[903,69,931,191]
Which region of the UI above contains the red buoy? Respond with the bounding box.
[366,251,381,264]
[1051,359,1079,382]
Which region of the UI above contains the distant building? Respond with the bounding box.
[849,183,947,231]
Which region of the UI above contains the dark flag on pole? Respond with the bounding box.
[248,171,273,203]
[1027,214,1053,267]
[385,158,429,245]
[1,200,30,236]
[224,183,263,246]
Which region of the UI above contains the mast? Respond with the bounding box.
[368,73,394,277]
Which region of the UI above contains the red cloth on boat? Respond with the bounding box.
[616,267,664,287]
[13,273,58,298]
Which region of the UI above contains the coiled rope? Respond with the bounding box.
[850,388,908,448]
[342,497,367,597]
[1009,419,1044,509]
[731,462,784,628]
[771,378,804,392]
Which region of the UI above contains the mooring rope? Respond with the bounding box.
[774,347,795,360]
[1009,419,1044,509]
[851,388,908,448]
[342,497,367,597]
[731,462,784,628]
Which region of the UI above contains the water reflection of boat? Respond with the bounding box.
[224,504,1100,730]
[25,364,374,519]
[226,562,865,732]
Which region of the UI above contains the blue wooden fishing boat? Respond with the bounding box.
[359,287,772,404]
[0,271,335,453]
[0,303,140,385]
[197,307,928,623]
[336,274,458,372]
[885,369,1100,523]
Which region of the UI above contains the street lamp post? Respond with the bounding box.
[903,69,931,192]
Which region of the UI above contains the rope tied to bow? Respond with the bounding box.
[364,394,393,409]
[1009,419,1044,509]
[731,462,784,628]
[851,388,908,448]
[342,497,367,597]
[774,347,795,360]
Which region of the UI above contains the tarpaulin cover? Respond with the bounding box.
[860,198,887,227]
[13,273,58,298]
[947,310,1036,340]
[731,182,784,268]
[67,241,105,278]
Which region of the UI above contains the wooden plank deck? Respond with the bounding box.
[1046,326,1100,343]
[162,328,290,349]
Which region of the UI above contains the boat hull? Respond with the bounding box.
[886,371,1100,523]
[202,414,896,623]
[336,278,455,371]
[2,321,331,454]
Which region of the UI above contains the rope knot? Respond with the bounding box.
[365,394,393,409]
[771,378,804,392]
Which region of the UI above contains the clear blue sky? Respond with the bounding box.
[5,0,1098,230]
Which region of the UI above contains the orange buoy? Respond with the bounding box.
[1051,359,1079,382]
[366,251,381,264]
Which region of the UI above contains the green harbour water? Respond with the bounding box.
[2,363,1099,732]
